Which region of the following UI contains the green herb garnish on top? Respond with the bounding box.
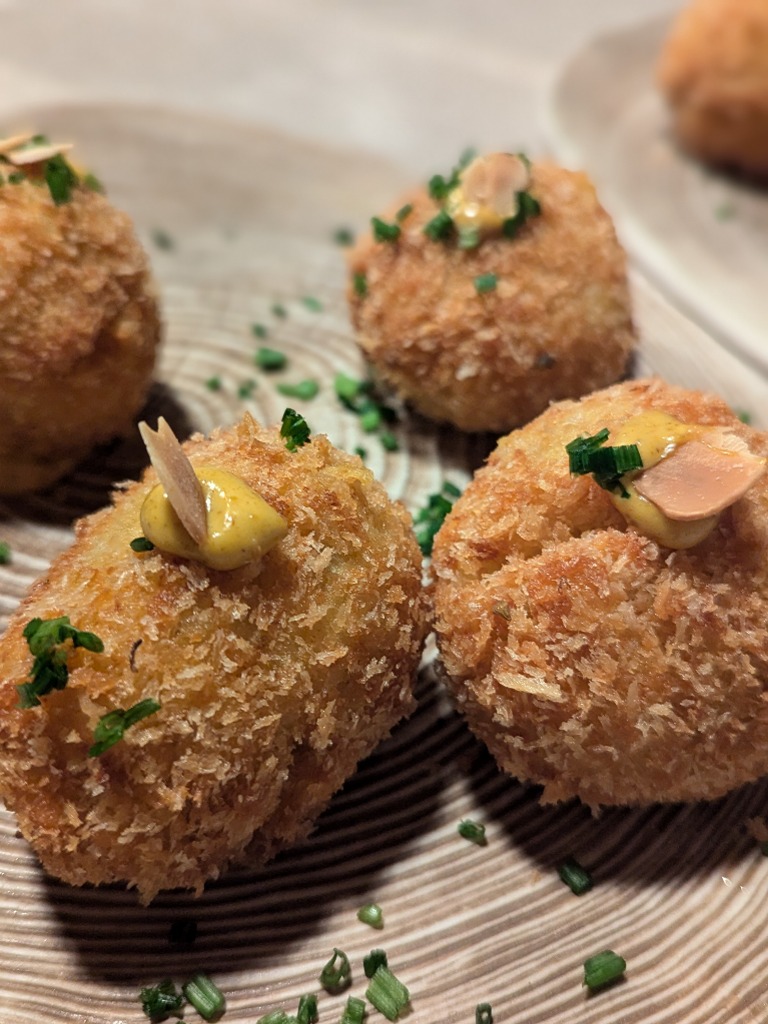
[89,698,161,757]
[18,616,104,709]
[281,408,311,452]
[566,428,643,497]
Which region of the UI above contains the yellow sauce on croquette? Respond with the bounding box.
[609,412,719,549]
[140,466,287,570]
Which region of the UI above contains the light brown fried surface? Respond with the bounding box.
[347,161,635,433]
[432,378,768,809]
[0,415,427,901]
[0,180,160,494]
[657,0,768,175]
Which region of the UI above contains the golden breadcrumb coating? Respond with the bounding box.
[657,0,768,175]
[0,415,427,902]
[0,180,160,494]
[347,161,635,433]
[432,379,768,809]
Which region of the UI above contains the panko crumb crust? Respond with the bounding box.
[347,161,635,433]
[0,415,427,902]
[0,179,160,494]
[432,378,768,809]
[657,0,768,176]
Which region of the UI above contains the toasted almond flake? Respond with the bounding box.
[139,418,208,545]
[459,153,531,219]
[7,142,74,166]
[634,436,765,521]
[0,132,36,155]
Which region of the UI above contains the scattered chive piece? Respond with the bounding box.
[340,996,367,1024]
[139,979,183,1021]
[364,949,388,980]
[474,272,497,294]
[44,154,78,205]
[272,303,288,318]
[302,296,323,312]
[566,429,643,495]
[258,1011,296,1024]
[458,819,487,845]
[183,973,226,1021]
[738,409,752,424]
[276,379,320,401]
[88,698,161,757]
[168,918,198,945]
[7,171,25,184]
[334,372,370,410]
[281,408,312,452]
[0,541,10,564]
[423,208,454,241]
[319,948,352,993]
[395,203,413,223]
[251,323,269,339]
[255,347,288,371]
[18,616,104,709]
[354,446,368,461]
[414,482,461,556]
[458,225,480,250]
[372,216,401,243]
[476,1004,493,1024]
[238,379,257,399]
[81,171,104,193]
[150,228,174,251]
[558,857,594,896]
[379,431,399,453]
[357,903,384,929]
[130,536,155,553]
[334,226,355,246]
[582,950,626,991]
[365,965,410,1022]
[205,376,222,391]
[359,404,382,433]
[353,271,368,298]
[297,994,319,1024]
[502,190,541,238]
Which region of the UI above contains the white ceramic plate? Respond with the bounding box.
[1,103,768,1024]
[547,15,768,374]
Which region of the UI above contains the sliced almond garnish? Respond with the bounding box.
[459,153,531,219]
[0,132,36,156]
[138,419,208,545]
[6,141,74,166]
[634,432,765,521]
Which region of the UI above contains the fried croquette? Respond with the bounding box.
[0,143,160,494]
[432,378,768,809]
[347,155,635,433]
[0,414,427,901]
[657,0,768,176]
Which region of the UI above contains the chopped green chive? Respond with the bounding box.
[363,949,388,980]
[276,379,319,401]
[44,154,78,205]
[168,918,197,945]
[183,973,226,1021]
[354,447,368,461]
[238,379,257,399]
[130,536,155,552]
[357,903,384,929]
[359,404,382,433]
[423,209,454,241]
[395,203,413,223]
[372,216,401,243]
[272,303,288,318]
[334,373,369,409]
[737,409,752,424]
[88,698,161,757]
[150,228,174,251]
[502,190,541,238]
[302,296,323,312]
[566,429,643,496]
[320,948,351,993]
[256,347,287,372]
[281,408,311,452]
[340,996,367,1024]
[365,966,410,1021]
[474,272,497,294]
[458,225,480,250]
[7,171,25,184]
[257,1011,296,1024]
[414,482,461,556]
[18,616,104,709]
[476,1004,493,1024]
[297,994,319,1024]
[0,541,10,564]
[353,271,368,298]
[334,227,355,246]
[251,323,269,339]
[140,979,183,1021]
[379,431,399,453]
[458,819,486,845]
[205,376,222,391]
[558,857,593,896]
[81,171,104,193]
[582,950,626,991]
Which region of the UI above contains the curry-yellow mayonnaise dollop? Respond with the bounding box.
[140,466,287,570]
